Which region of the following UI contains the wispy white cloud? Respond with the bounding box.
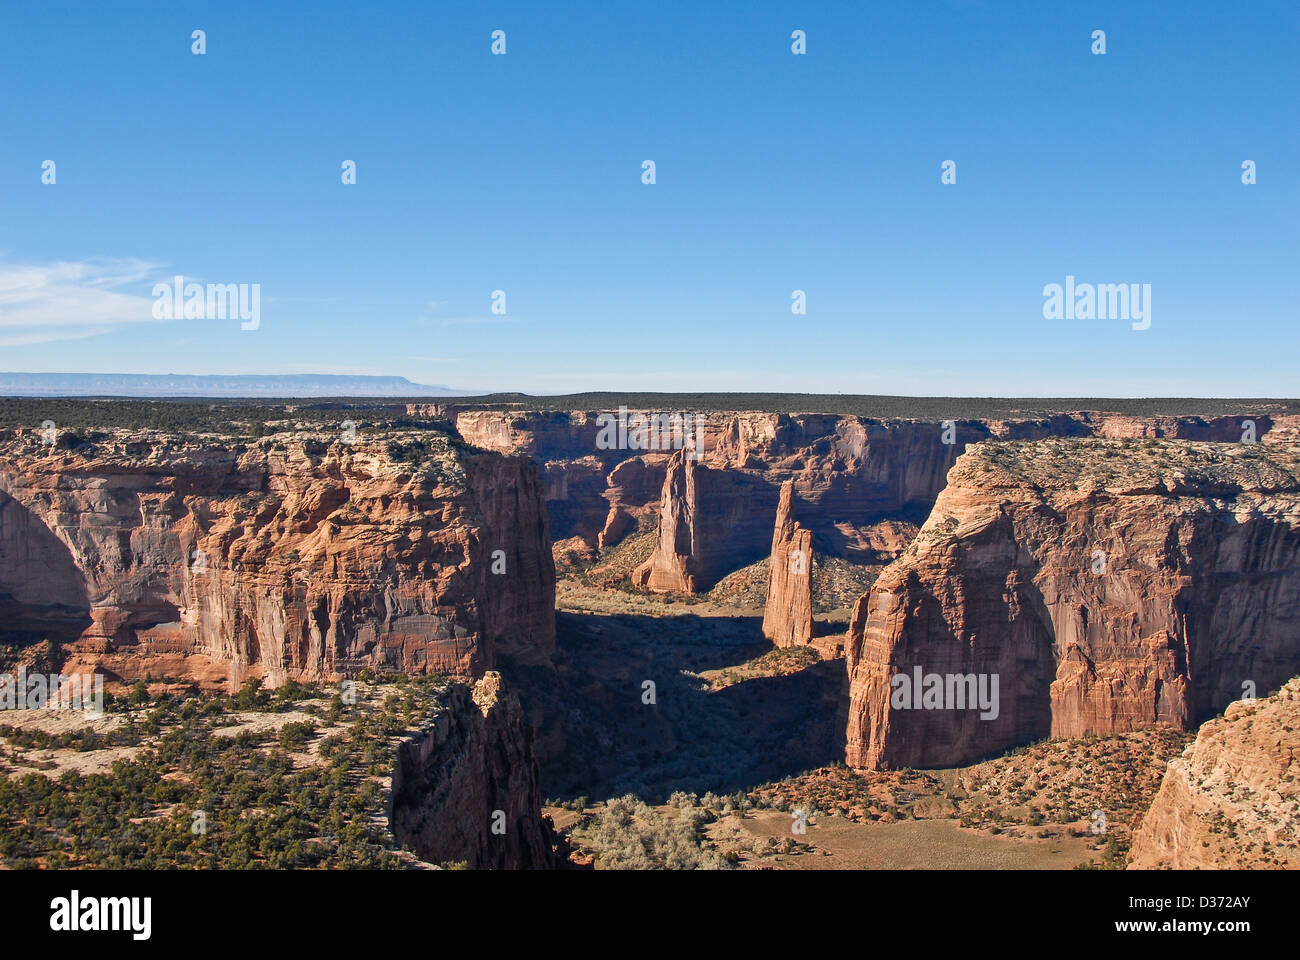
[0,258,163,345]
[0,326,113,348]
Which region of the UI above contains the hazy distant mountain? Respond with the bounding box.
[0,373,459,398]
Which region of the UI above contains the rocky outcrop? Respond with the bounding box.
[631,451,780,592]
[389,671,556,869]
[628,418,981,593]
[762,482,813,647]
[597,455,670,550]
[845,438,1300,770]
[629,451,697,593]
[1128,677,1300,869]
[0,428,555,689]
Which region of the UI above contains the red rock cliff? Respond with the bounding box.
[0,429,555,689]
[449,407,1294,594]
[622,414,1285,595]
[845,438,1300,770]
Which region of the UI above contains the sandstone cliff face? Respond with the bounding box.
[453,409,606,460]
[453,411,675,557]
[1128,676,1300,869]
[389,671,555,869]
[0,429,555,689]
[845,439,1300,770]
[631,450,780,592]
[454,410,964,564]
[762,482,813,647]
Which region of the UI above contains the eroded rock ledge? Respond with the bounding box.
[1129,676,1300,869]
[845,438,1300,770]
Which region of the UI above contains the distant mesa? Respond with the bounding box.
[0,372,460,398]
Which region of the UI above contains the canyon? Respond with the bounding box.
[450,402,1298,869]
[445,406,1288,590]
[2,397,1298,870]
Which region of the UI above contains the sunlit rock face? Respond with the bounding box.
[845,439,1300,770]
[0,429,555,690]
[762,481,813,648]
[453,407,1292,591]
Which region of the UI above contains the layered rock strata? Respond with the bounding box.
[0,428,555,689]
[448,407,1295,592]
[845,438,1300,769]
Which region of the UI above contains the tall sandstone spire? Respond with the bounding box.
[762,481,813,647]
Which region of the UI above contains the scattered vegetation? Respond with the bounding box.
[0,675,450,869]
[0,398,460,447]
[971,437,1299,492]
[565,794,733,869]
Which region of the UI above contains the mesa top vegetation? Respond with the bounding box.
[2,394,1298,436]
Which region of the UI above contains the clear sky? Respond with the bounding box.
[1,0,1296,396]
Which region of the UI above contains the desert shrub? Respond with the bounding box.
[278,721,317,749]
[569,795,731,870]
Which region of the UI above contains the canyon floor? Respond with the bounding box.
[548,804,1098,869]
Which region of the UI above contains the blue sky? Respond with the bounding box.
[1,0,1296,395]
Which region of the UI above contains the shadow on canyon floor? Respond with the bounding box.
[502,610,849,803]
